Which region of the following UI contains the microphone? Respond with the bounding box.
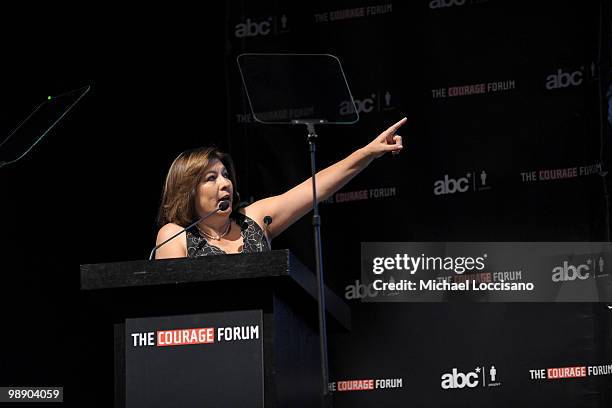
[261,216,273,251]
[218,200,231,212]
[148,200,230,260]
[264,216,272,227]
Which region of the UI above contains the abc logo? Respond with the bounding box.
[551,261,590,282]
[234,18,272,38]
[429,0,467,9]
[340,95,375,116]
[441,368,479,389]
[433,174,470,195]
[345,280,378,300]
[545,69,583,90]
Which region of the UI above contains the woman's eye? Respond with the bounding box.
[207,175,216,182]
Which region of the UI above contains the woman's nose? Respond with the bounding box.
[219,176,231,190]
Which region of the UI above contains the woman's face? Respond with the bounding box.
[195,159,233,217]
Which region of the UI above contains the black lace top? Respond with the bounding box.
[186,212,270,257]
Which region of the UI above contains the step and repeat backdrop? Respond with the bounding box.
[224,1,612,406]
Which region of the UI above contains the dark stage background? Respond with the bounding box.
[1,1,612,406]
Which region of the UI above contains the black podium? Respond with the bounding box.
[80,250,350,408]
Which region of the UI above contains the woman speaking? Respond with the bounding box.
[154,118,406,259]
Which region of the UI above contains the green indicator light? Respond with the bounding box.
[47,96,52,100]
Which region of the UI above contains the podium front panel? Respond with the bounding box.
[125,310,264,408]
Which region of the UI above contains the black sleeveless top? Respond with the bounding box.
[186,212,270,257]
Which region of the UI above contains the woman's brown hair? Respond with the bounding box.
[157,147,239,227]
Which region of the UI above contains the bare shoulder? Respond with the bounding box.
[155,223,188,259]
[156,223,186,242]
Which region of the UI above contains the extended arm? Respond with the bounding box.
[245,118,406,238]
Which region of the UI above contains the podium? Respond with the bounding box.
[80,250,350,408]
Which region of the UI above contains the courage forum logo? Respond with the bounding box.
[529,363,612,380]
[520,162,604,183]
[329,377,403,392]
[130,325,260,347]
[322,186,397,204]
[314,3,392,23]
[431,80,515,99]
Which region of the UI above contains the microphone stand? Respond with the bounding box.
[149,202,228,260]
[148,216,207,260]
[293,119,332,407]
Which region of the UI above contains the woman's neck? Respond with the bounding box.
[198,214,231,237]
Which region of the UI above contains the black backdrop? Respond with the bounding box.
[1,1,612,406]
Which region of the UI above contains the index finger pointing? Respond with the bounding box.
[387,117,407,134]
